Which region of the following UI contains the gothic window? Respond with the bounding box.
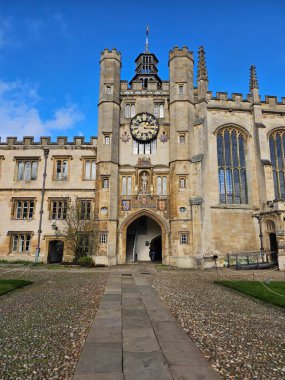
[269,130,285,199]
[84,159,96,180]
[122,176,127,195]
[178,85,184,95]
[179,134,185,144]
[154,104,164,118]
[132,139,157,155]
[179,177,186,189]
[16,160,38,180]
[104,135,110,144]
[14,200,35,220]
[217,128,248,204]
[131,104,136,117]
[79,200,92,220]
[55,159,69,180]
[11,233,31,253]
[102,177,109,188]
[157,176,162,195]
[125,104,130,118]
[50,200,68,220]
[106,85,112,95]
[127,176,132,195]
[157,176,167,195]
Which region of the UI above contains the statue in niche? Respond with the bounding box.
[139,171,149,193]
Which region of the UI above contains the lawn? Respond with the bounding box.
[216,280,285,308]
[0,279,33,296]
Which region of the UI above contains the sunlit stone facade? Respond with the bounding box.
[0,45,285,269]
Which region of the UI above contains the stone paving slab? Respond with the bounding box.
[74,269,221,380]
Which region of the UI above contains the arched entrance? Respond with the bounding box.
[266,220,278,263]
[118,210,169,264]
[126,215,162,262]
[47,240,64,264]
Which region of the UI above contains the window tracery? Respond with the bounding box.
[269,129,285,199]
[217,127,248,204]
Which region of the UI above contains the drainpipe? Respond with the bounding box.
[35,148,49,263]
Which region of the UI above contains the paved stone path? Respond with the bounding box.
[74,268,220,380]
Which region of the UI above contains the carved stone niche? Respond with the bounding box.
[136,157,153,168]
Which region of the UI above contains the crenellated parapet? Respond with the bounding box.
[0,136,98,147]
[100,48,121,65]
[169,46,194,62]
[205,91,285,113]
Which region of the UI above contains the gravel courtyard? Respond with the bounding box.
[0,267,108,380]
[153,268,285,380]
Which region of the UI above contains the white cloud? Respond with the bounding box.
[0,80,84,140]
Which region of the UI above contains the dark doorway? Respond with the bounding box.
[149,235,162,262]
[269,233,278,263]
[126,216,162,262]
[48,240,64,264]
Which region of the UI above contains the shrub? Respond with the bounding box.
[76,256,95,268]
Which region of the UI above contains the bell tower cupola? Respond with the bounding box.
[130,26,162,89]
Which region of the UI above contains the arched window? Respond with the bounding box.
[127,176,132,195]
[125,104,130,118]
[269,130,285,199]
[130,105,136,117]
[122,176,127,195]
[162,176,167,195]
[157,176,162,195]
[217,128,248,204]
[159,104,164,118]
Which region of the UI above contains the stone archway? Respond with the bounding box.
[117,209,170,265]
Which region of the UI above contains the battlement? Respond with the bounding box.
[206,91,285,113]
[0,136,98,147]
[100,48,121,62]
[169,46,194,62]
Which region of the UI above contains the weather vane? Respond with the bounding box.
[145,25,149,53]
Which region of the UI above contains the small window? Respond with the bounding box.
[50,200,68,220]
[179,233,189,245]
[157,176,167,195]
[14,200,35,220]
[159,104,164,118]
[11,233,31,253]
[131,104,136,117]
[154,104,164,119]
[154,104,159,118]
[125,104,131,118]
[179,177,186,189]
[106,86,112,95]
[84,159,96,180]
[178,85,184,95]
[55,159,69,180]
[104,135,110,145]
[102,178,109,188]
[179,134,185,144]
[100,233,108,244]
[16,160,38,181]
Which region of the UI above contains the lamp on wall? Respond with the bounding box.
[51,222,58,231]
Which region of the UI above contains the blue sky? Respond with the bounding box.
[0,0,284,141]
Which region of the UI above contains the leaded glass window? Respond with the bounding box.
[217,128,248,204]
[269,130,285,199]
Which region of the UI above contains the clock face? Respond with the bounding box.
[130,113,159,142]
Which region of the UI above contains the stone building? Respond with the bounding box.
[1,39,285,269]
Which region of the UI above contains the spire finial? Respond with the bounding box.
[197,46,208,82]
[145,25,149,53]
[250,64,259,91]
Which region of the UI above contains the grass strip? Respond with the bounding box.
[216,280,285,308]
[0,279,33,296]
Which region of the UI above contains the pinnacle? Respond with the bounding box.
[250,64,259,90]
[197,46,208,82]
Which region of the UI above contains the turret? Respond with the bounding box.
[197,46,208,100]
[97,48,121,163]
[249,64,260,104]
